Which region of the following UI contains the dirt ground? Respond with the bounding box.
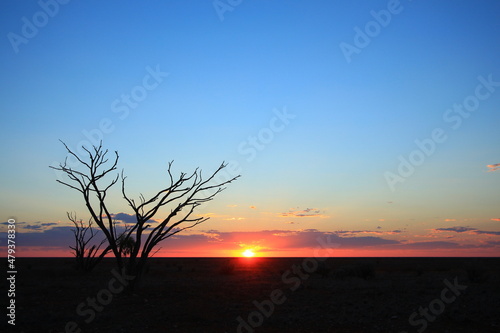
[2,257,500,333]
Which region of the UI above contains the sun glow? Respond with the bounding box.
[242,249,255,257]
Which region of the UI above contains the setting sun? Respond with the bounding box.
[242,249,255,257]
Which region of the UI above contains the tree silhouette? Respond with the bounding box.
[67,212,110,272]
[51,141,239,289]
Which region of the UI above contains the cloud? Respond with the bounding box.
[434,226,500,236]
[2,223,498,256]
[402,241,464,249]
[444,219,456,222]
[249,206,256,209]
[434,226,476,233]
[25,225,43,230]
[0,226,74,247]
[335,229,403,235]
[1,221,27,225]
[112,213,138,224]
[232,230,394,250]
[486,163,500,172]
[117,229,400,252]
[112,212,159,224]
[0,221,61,233]
[280,207,325,218]
[491,218,500,222]
[473,230,500,236]
[154,229,499,253]
[41,222,58,227]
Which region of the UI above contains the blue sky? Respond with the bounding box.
[1,0,499,256]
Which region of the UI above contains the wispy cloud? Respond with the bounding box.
[473,230,500,236]
[487,163,500,172]
[434,226,500,236]
[335,229,403,235]
[401,241,466,249]
[435,226,476,233]
[280,207,326,218]
[491,218,500,222]
[25,225,43,230]
[0,221,58,233]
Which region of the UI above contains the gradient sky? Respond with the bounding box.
[1,0,499,257]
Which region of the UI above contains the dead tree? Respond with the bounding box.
[51,141,125,268]
[51,141,239,289]
[119,159,239,287]
[68,212,110,272]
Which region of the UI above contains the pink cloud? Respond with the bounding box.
[487,163,500,172]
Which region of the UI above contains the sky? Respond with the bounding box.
[1,0,499,257]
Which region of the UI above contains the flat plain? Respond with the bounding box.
[2,257,500,332]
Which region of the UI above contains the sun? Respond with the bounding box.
[242,249,255,257]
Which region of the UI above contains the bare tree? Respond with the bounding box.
[51,141,239,289]
[67,212,110,272]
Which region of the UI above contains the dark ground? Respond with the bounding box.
[1,257,500,333]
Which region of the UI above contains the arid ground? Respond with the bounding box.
[2,257,499,333]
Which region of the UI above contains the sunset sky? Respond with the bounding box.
[1,1,499,257]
